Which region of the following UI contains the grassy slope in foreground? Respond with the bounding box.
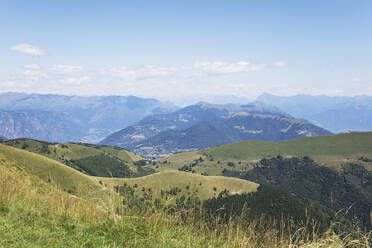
[2,147,366,247]
[0,149,239,247]
[1,140,370,247]
[96,170,259,201]
[0,143,102,200]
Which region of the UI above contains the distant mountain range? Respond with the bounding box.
[256,93,372,133]
[100,101,331,157]
[3,92,368,155]
[0,109,83,142]
[0,92,177,143]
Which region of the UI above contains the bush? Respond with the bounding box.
[227,162,235,167]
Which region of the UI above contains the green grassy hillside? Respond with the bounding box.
[159,132,372,173]
[97,170,259,201]
[4,138,152,177]
[206,132,372,160]
[0,142,258,203]
[0,143,102,200]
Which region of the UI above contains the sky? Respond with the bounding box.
[1,0,371,103]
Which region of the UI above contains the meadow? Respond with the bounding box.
[157,132,372,174]
[1,143,371,247]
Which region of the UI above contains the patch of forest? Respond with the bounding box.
[223,156,372,230]
[114,182,338,235]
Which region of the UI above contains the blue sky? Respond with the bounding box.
[1,0,371,102]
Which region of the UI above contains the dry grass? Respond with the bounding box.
[0,148,371,247]
[95,170,259,200]
[0,154,104,221]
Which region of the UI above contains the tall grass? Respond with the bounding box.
[0,157,371,247]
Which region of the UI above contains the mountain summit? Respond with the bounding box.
[100,101,330,157]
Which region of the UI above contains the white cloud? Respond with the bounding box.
[59,76,91,86]
[24,64,41,70]
[110,67,137,80]
[272,61,288,67]
[0,80,18,87]
[193,61,266,74]
[110,65,178,81]
[0,60,292,98]
[10,43,46,56]
[110,61,275,80]
[23,70,48,80]
[50,65,83,74]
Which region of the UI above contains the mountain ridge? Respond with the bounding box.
[0,92,178,143]
[256,92,372,132]
[100,101,331,157]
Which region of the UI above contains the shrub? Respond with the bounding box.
[227,162,235,167]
